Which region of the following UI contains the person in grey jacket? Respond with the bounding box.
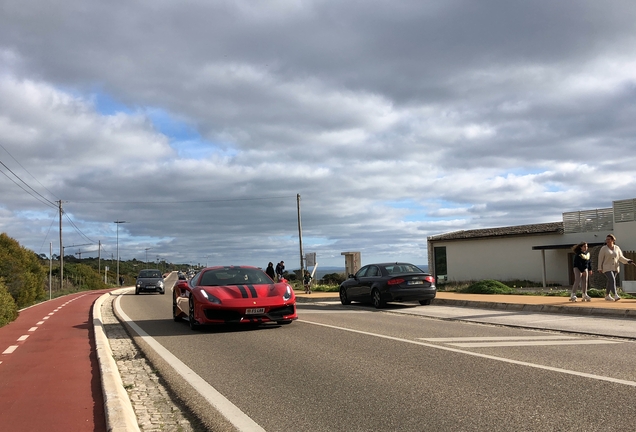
[597,234,634,301]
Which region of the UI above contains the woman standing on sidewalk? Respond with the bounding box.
[571,242,591,302]
[597,234,634,301]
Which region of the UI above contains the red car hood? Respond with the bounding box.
[198,283,295,305]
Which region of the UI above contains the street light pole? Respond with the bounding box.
[114,220,128,286]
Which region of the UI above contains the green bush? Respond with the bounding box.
[0,280,18,327]
[460,280,516,294]
[320,273,346,285]
[0,233,46,308]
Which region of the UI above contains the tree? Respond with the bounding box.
[0,233,46,308]
[0,279,18,327]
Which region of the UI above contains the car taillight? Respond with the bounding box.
[425,276,435,284]
[388,278,404,285]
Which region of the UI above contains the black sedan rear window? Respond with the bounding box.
[385,264,423,274]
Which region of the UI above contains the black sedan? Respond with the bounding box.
[339,262,436,308]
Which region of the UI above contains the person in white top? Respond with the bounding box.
[597,234,634,301]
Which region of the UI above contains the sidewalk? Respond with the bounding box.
[294,290,636,318]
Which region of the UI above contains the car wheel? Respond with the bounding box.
[419,299,432,306]
[188,297,200,330]
[135,288,140,295]
[372,289,386,309]
[277,320,292,325]
[339,287,351,305]
[173,294,181,322]
[160,290,165,295]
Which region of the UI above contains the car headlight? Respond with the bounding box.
[283,285,292,301]
[200,290,221,304]
[157,281,164,288]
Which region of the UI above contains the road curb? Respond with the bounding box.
[94,291,141,432]
[431,298,636,319]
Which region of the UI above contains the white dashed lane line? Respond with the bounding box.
[418,335,621,348]
[1,293,87,363]
[2,346,18,354]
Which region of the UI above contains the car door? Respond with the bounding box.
[346,266,369,300]
[359,265,381,299]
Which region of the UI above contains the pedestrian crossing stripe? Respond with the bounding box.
[418,336,621,348]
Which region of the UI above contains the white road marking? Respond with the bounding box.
[43,317,49,320]
[299,310,367,314]
[420,336,579,342]
[420,336,621,348]
[36,321,44,325]
[17,335,29,342]
[47,313,54,316]
[299,319,636,388]
[28,327,38,332]
[449,340,620,348]
[3,346,18,354]
[114,295,266,432]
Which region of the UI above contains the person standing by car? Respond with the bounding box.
[265,262,276,281]
[303,270,312,294]
[570,242,592,302]
[598,234,634,301]
[275,261,285,281]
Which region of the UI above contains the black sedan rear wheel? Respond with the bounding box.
[372,289,386,309]
[419,299,432,306]
[188,297,200,330]
[339,287,351,305]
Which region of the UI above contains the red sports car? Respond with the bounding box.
[172,265,298,330]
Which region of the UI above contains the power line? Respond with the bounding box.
[71,195,294,204]
[0,160,57,209]
[0,143,59,200]
[64,212,96,244]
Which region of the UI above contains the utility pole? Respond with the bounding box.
[49,242,52,300]
[297,194,304,282]
[114,220,128,286]
[58,200,63,292]
[98,240,101,276]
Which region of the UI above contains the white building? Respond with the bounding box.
[427,198,636,289]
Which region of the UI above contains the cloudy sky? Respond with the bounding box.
[1,0,636,270]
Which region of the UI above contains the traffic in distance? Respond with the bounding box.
[136,261,436,329]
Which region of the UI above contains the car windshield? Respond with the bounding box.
[384,264,423,274]
[199,268,272,286]
[139,270,161,278]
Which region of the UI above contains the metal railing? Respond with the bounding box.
[563,208,613,233]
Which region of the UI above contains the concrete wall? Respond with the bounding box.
[432,231,605,286]
[614,220,636,252]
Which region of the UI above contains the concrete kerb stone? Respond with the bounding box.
[94,290,141,432]
[431,298,636,319]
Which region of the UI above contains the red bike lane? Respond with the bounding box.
[0,290,110,432]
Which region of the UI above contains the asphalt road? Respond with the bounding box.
[118,291,636,431]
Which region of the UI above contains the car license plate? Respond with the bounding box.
[407,280,423,285]
[245,308,265,314]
